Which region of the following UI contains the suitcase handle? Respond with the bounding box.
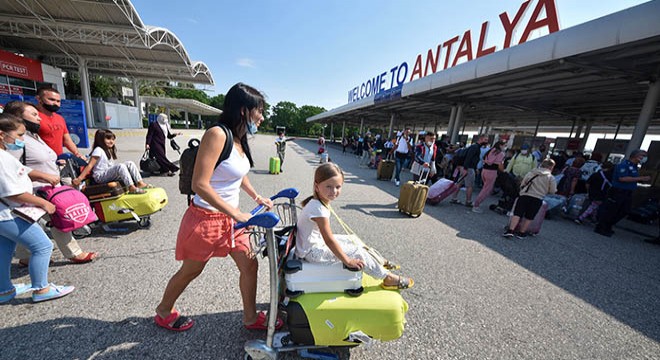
[418,167,431,184]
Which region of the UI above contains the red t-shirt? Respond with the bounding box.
[38,110,69,155]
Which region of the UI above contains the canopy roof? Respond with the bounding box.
[0,0,214,85]
[141,96,221,116]
[308,1,660,134]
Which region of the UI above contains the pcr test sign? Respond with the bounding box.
[347,0,560,103]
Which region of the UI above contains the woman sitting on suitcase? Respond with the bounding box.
[297,163,414,290]
[503,159,557,239]
[72,130,151,194]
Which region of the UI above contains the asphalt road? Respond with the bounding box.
[1,130,659,360]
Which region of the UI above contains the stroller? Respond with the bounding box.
[489,172,519,215]
[240,188,409,360]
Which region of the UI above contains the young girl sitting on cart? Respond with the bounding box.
[72,129,151,194]
[297,163,414,290]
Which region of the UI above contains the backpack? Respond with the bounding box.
[453,148,466,166]
[178,124,233,205]
[36,185,97,232]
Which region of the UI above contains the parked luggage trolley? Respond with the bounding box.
[239,188,409,360]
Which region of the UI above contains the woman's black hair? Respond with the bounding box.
[92,129,117,159]
[217,83,265,167]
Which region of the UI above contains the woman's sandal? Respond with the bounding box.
[128,188,147,194]
[383,260,401,271]
[154,310,194,332]
[69,252,98,264]
[244,311,284,331]
[381,276,414,290]
[139,184,155,189]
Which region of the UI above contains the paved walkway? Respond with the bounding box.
[1,133,659,359]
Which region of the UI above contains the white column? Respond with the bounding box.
[451,104,464,144]
[78,57,94,128]
[626,80,660,155]
[446,105,457,140]
[359,118,364,135]
[388,113,395,139]
[132,78,140,118]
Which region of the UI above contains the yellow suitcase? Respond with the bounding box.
[92,187,168,224]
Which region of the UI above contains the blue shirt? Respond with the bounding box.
[612,159,639,190]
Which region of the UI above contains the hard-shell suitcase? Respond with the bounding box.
[564,193,589,220]
[92,187,168,223]
[398,170,429,217]
[269,157,281,174]
[543,194,567,219]
[284,259,363,297]
[427,178,460,205]
[377,159,395,180]
[286,275,409,346]
[82,181,125,201]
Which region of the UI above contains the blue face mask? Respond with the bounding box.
[247,119,258,135]
[3,135,25,151]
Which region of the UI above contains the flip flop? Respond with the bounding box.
[381,276,414,291]
[139,184,155,189]
[154,310,194,332]
[128,188,147,194]
[244,311,284,331]
[69,252,98,264]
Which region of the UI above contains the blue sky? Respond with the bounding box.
[131,0,649,111]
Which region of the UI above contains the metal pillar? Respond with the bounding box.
[433,122,439,136]
[626,80,660,156]
[575,119,584,139]
[184,111,189,129]
[388,114,395,139]
[568,118,577,138]
[359,118,364,135]
[613,117,623,139]
[579,121,593,152]
[478,119,486,134]
[533,119,541,137]
[78,57,94,128]
[330,122,334,141]
[450,104,464,144]
[447,105,458,140]
[132,78,140,118]
[342,121,346,140]
[197,114,202,129]
[166,108,171,121]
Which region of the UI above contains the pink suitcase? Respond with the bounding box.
[513,200,547,235]
[427,177,461,205]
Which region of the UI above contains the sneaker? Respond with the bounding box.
[574,219,583,225]
[502,229,515,238]
[32,284,75,303]
[471,206,483,213]
[395,180,400,186]
[449,199,460,205]
[465,202,473,208]
[515,231,528,239]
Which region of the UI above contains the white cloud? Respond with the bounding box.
[236,58,256,68]
[185,18,198,24]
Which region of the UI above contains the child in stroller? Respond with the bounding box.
[489,172,519,215]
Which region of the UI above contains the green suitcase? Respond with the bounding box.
[269,157,281,174]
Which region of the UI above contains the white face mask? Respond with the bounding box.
[426,141,434,147]
[640,156,648,164]
[521,150,528,155]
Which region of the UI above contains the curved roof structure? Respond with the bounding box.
[141,95,222,116]
[0,0,214,84]
[308,1,660,133]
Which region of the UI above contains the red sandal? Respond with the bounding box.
[69,252,98,264]
[154,310,194,332]
[244,311,284,331]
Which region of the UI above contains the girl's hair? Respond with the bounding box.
[218,83,265,167]
[0,113,24,133]
[93,129,117,159]
[484,141,505,160]
[2,100,35,117]
[301,163,345,207]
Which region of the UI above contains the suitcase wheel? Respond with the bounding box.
[285,288,304,298]
[344,287,364,297]
[138,217,151,228]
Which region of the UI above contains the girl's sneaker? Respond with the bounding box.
[32,284,75,303]
[502,228,515,238]
[515,231,528,239]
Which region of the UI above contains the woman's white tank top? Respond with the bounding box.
[192,145,250,210]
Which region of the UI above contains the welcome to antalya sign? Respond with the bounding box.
[347,0,560,103]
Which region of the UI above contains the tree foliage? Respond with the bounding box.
[268,102,326,136]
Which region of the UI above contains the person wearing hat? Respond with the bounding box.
[594,149,651,237]
[505,144,537,183]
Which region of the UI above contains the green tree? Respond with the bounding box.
[270,101,299,134]
[298,105,326,136]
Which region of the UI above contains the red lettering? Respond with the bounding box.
[442,36,460,69]
[452,30,474,67]
[476,21,496,58]
[520,0,560,44]
[424,46,441,77]
[410,54,424,81]
[499,0,531,49]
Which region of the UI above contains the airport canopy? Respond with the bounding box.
[142,96,222,116]
[0,0,214,85]
[308,1,660,134]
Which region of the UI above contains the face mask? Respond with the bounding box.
[24,120,40,134]
[426,141,434,147]
[247,119,258,135]
[42,104,60,113]
[640,156,648,164]
[3,136,25,151]
[521,150,528,155]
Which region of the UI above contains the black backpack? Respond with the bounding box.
[179,124,233,205]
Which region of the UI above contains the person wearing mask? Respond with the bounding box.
[3,101,98,266]
[594,150,651,237]
[505,144,536,183]
[274,131,293,172]
[574,161,613,225]
[450,134,488,207]
[472,141,506,213]
[35,86,87,166]
[392,128,413,186]
[557,157,586,197]
[146,113,183,176]
[0,113,75,303]
[532,144,547,164]
[503,148,515,169]
[412,132,437,183]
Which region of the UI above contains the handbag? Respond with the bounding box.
[140,150,161,174]
[0,198,47,224]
